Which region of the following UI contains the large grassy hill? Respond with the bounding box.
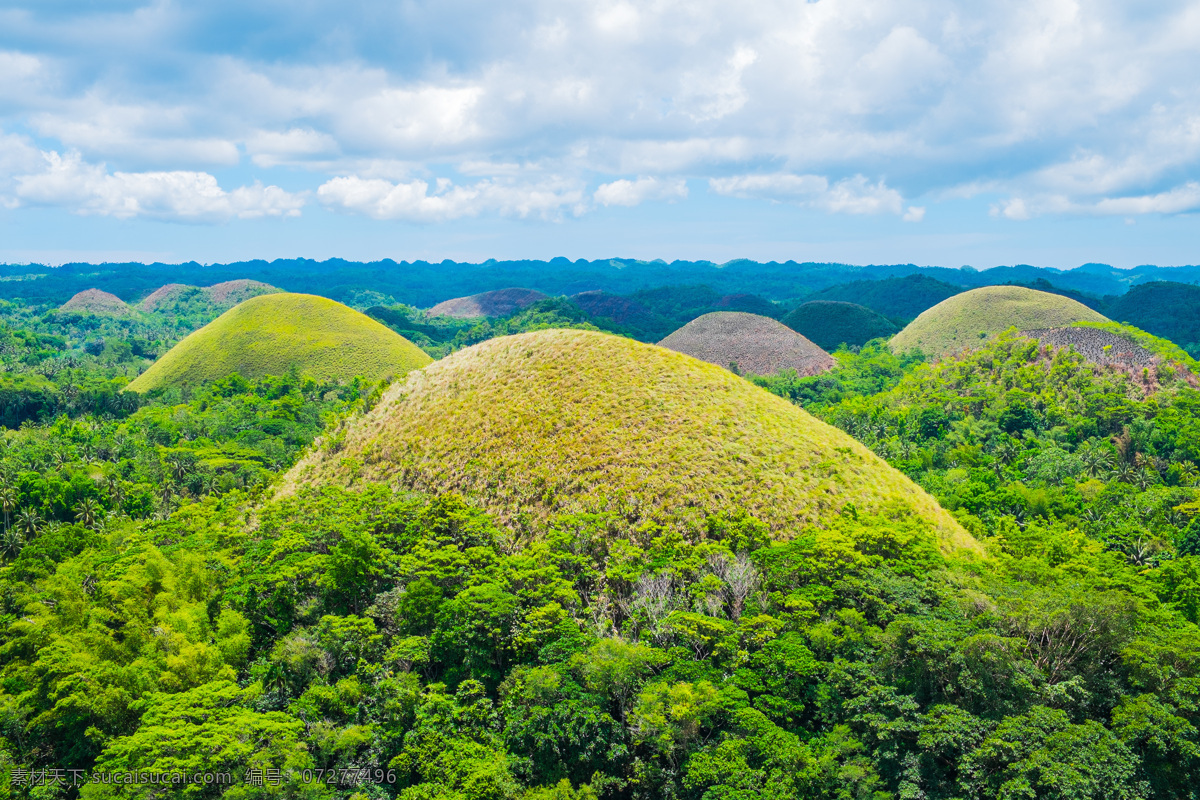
[890,286,1108,358]
[127,293,431,392]
[284,328,975,551]
[1107,281,1200,354]
[782,300,899,350]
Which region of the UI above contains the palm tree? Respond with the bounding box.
[1179,462,1200,487]
[75,497,101,529]
[0,483,17,533]
[15,508,42,539]
[1079,443,1114,478]
[0,527,23,559]
[1133,469,1157,491]
[1115,461,1137,484]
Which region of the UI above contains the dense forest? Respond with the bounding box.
[2,268,1200,798]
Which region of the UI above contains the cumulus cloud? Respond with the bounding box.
[4,0,1200,224]
[317,175,585,222]
[13,151,305,221]
[710,173,910,216]
[594,176,687,207]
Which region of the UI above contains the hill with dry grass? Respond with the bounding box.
[59,289,132,316]
[283,328,975,551]
[658,312,834,376]
[427,288,548,318]
[139,280,279,313]
[890,286,1108,358]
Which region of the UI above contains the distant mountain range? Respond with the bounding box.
[4,258,1199,308]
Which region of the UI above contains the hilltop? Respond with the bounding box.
[127,293,430,392]
[139,279,279,313]
[284,328,972,550]
[427,287,548,318]
[890,286,1108,358]
[658,311,834,376]
[782,301,899,350]
[59,289,132,316]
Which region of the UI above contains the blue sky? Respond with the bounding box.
[0,0,1198,267]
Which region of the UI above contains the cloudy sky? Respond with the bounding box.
[0,0,1198,267]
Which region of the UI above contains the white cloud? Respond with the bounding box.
[246,128,340,168]
[3,0,1200,224]
[13,151,305,221]
[594,176,687,207]
[993,182,1200,220]
[317,175,585,222]
[710,172,908,215]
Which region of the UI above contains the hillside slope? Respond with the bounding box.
[782,301,899,350]
[890,286,1108,358]
[658,311,834,376]
[127,293,430,392]
[284,329,974,551]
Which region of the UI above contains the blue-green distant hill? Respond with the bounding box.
[8,258,1200,309]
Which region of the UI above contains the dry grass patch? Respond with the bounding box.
[60,289,132,316]
[427,288,548,318]
[658,312,835,377]
[284,328,975,553]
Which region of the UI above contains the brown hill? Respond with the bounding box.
[138,280,280,313]
[658,311,835,376]
[207,279,277,305]
[60,289,132,316]
[139,283,193,312]
[1022,327,1155,370]
[427,288,548,318]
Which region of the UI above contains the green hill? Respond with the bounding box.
[127,293,431,392]
[1106,281,1200,354]
[782,301,899,350]
[284,328,975,552]
[806,274,962,321]
[890,286,1108,358]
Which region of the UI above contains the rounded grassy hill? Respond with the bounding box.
[127,293,431,393]
[60,289,132,316]
[427,288,548,318]
[284,328,974,551]
[782,301,899,350]
[890,286,1108,358]
[658,312,834,376]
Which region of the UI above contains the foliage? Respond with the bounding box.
[1107,282,1200,358]
[781,301,900,351]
